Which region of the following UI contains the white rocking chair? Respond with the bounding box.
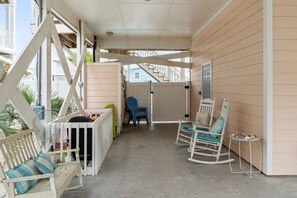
[175,97,215,146]
[188,99,234,164]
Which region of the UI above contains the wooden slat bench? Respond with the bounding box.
[0,129,84,198]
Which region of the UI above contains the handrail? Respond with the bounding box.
[130,50,189,82]
[0,29,14,49]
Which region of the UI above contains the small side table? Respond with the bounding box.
[228,134,262,178]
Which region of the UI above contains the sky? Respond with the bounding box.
[0,0,31,56]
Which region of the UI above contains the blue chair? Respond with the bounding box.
[126,96,148,126]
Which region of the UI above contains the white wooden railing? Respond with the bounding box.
[47,108,113,176]
[130,50,189,82]
[0,29,13,49]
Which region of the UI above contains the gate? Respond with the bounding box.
[126,82,189,123]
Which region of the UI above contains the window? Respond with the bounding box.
[135,72,140,79]
[201,61,212,99]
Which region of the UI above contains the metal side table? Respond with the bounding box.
[228,134,262,178]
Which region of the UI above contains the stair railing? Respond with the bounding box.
[130,50,188,82]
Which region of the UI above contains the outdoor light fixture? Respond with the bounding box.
[106,31,114,37]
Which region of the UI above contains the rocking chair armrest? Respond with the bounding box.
[2,173,54,184]
[192,129,222,136]
[192,122,210,129]
[138,107,148,114]
[178,120,192,124]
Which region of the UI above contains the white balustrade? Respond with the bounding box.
[47,108,113,176]
[0,29,13,49]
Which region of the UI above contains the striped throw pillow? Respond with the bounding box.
[35,152,58,174]
[210,117,225,138]
[6,159,41,194]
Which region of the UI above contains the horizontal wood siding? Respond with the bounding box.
[272,0,297,175]
[86,63,120,126]
[191,0,263,169]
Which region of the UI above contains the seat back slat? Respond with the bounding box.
[0,129,40,169]
[197,97,216,126]
[0,144,12,169]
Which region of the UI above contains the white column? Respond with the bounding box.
[166,66,171,81]
[9,0,16,52]
[41,33,51,123]
[263,0,273,175]
[77,20,86,108]
[5,0,16,60]
[180,58,185,81]
[127,65,130,81]
[39,1,51,129]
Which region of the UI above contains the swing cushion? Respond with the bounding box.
[6,159,41,194]
[35,152,58,174]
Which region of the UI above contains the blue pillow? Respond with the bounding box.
[210,117,225,138]
[6,159,41,194]
[35,152,58,174]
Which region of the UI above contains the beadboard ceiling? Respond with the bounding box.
[56,0,230,49]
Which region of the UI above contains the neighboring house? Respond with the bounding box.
[128,65,157,83]
[0,0,16,68]
[21,45,78,98]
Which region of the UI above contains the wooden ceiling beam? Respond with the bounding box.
[97,52,191,68]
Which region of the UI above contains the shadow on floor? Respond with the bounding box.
[62,124,297,198]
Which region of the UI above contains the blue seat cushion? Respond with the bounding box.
[191,128,220,143]
[180,124,193,132]
[197,133,220,143]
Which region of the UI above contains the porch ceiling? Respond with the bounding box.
[0,0,9,4]
[55,0,229,49]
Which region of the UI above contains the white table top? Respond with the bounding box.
[230,133,261,142]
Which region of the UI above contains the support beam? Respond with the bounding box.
[0,64,6,82]
[41,33,52,123]
[63,45,76,62]
[97,52,191,68]
[149,51,191,60]
[58,45,87,117]
[51,21,83,111]
[0,13,53,112]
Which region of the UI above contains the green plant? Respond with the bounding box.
[0,84,76,137]
[51,91,74,119]
[67,51,93,65]
[0,84,35,136]
[19,83,35,105]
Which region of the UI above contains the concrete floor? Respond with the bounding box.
[62,124,297,198]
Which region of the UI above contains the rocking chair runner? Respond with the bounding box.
[175,97,215,145]
[188,99,234,164]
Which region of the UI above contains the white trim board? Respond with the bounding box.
[263,0,273,175]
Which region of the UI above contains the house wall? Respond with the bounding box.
[86,63,123,131]
[272,0,297,175]
[129,67,156,82]
[191,0,263,169]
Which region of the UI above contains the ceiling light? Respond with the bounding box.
[106,31,114,37]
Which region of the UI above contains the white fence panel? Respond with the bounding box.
[152,82,188,122]
[126,82,151,122]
